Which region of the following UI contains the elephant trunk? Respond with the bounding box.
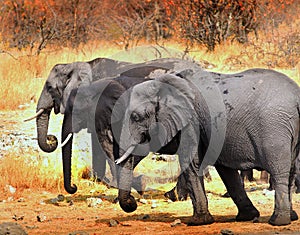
[118,161,137,213]
[36,110,58,152]
[61,111,77,194]
[36,85,58,153]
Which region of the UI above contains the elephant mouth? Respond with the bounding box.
[53,99,61,114]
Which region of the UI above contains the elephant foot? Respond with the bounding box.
[291,210,298,221]
[236,206,260,221]
[187,213,214,226]
[269,210,291,226]
[132,175,146,195]
[164,188,177,202]
[119,195,137,213]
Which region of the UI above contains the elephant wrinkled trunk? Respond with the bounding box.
[36,110,58,153]
[62,111,77,194]
[118,162,137,213]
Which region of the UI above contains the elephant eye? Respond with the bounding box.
[131,112,141,122]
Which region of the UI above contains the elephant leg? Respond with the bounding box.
[179,155,214,226]
[215,165,259,221]
[240,169,254,182]
[91,133,106,181]
[258,170,269,184]
[176,174,189,201]
[289,168,298,221]
[268,171,292,225]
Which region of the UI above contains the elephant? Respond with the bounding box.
[29,56,200,187]
[29,57,131,184]
[115,67,300,226]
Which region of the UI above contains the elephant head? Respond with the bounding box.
[34,61,93,153]
[116,74,197,212]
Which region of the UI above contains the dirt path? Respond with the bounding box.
[1,106,300,234]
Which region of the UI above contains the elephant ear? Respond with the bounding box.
[153,74,196,146]
[129,74,196,146]
[61,62,92,114]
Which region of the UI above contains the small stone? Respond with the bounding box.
[167,199,173,203]
[5,185,16,194]
[39,200,46,205]
[139,198,148,204]
[12,214,24,221]
[50,198,59,204]
[87,197,102,207]
[37,213,47,222]
[57,194,65,202]
[141,214,150,220]
[151,200,157,209]
[109,219,118,227]
[220,229,234,235]
[69,200,74,206]
[17,198,25,202]
[170,219,182,227]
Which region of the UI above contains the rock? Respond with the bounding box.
[108,219,118,227]
[0,222,27,235]
[57,194,65,202]
[220,229,234,235]
[12,214,24,221]
[86,197,102,207]
[5,185,16,194]
[151,200,157,209]
[170,219,182,227]
[140,214,150,220]
[17,198,25,202]
[37,213,47,222]
[139,198,148,204]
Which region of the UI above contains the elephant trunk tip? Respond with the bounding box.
[119,194,137,213]
[38,134,58,153]
[64,184,77,194]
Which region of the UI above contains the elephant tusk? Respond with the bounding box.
[24,109,45,122]
[59,133,73,148]
[115,145,136,165]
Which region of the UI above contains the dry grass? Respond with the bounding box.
[1,21,300,110]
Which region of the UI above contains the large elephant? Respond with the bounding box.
[30,57,198,186]
[30,58,131,184]
[116,67,300,226]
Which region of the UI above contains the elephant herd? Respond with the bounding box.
[26,57,300,226]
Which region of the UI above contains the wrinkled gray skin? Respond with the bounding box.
[118,68,300,226]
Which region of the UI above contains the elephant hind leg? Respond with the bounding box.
[215,165,259,221]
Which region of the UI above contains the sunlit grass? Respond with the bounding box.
[1,35,299,110]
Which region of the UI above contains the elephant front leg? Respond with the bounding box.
[179,154,214,226]
[215,165,260,221]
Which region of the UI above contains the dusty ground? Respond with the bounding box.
[1,105,300,235]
